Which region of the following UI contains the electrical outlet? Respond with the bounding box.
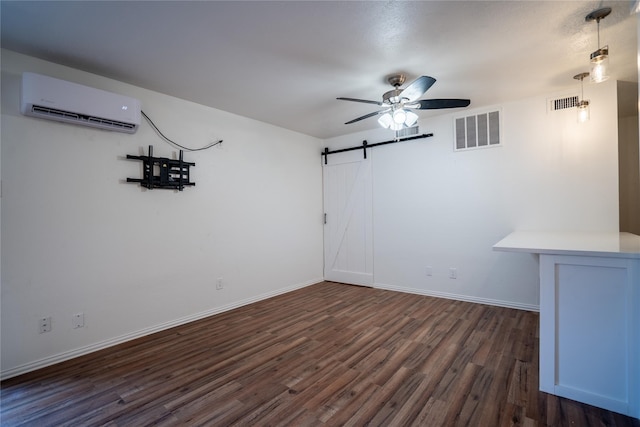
[73,312,85,329]
[39,317,52,333]
[216,277,223,290]
[449,268,457,279]
[426,266,433,277]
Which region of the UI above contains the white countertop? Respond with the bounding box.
[493,231,640,259]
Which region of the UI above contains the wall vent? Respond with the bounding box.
[30,105,138,132]
[396,125,419,138]
[454,109,501,151]
[549,95,579,112]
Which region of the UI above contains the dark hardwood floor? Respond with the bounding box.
[1,281,638,426]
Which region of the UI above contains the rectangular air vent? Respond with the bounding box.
[396,125,419,138]
[549,95,579,112]
[31,105,136,132]
[454,109,501,151]
[30,106,137,132]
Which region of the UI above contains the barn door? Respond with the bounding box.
[323,150,373,286]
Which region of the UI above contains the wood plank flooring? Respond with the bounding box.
[2,281,639,426]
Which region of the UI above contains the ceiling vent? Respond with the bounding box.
[548,95,579,112]
[454,109,501,151]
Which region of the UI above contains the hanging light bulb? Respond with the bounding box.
[392,108,407,124]
[574,72,590,123]
[585,7,612,83]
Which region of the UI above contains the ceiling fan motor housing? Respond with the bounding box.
[383,89,405,105]
[387,74,406,87]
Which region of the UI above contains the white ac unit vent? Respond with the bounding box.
[21,72,141,133]
[454,109,501,151]
[548,95,579,112]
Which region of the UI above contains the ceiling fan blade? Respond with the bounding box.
[399,76,436,102]
[410,99,471,110]
[345,109,391,125]
[337,97,384,106]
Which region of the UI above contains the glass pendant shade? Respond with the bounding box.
[577,100,590,123]
[590,47,609,83]
[573,72,590,123]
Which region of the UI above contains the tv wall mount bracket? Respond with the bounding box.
[126,145,195,191]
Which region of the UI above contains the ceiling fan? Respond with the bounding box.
[338,74,470,130]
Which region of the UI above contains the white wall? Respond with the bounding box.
[0,50,324,378]
[323,81,620,309]
[0,47,623,378]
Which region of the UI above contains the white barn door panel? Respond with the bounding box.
[323,151,373,286]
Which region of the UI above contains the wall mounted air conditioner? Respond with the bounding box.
[20,72,141,134]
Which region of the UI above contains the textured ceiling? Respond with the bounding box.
[1,1,637,139]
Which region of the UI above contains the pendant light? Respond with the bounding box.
[585,7,612,83]
[574,72,590,123]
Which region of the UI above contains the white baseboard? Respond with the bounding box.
[1,278,323,381]
[373,282,540,312]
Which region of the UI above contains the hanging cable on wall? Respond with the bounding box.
[141,110,223,152]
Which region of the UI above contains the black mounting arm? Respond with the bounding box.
[126,145,195,191]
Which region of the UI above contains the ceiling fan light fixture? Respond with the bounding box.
[392,109,407,124]
[338,74,469,130]
[405,110,419,127]
[378,112,393,129]
[379,109,418,129]
[390,121,404,131]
